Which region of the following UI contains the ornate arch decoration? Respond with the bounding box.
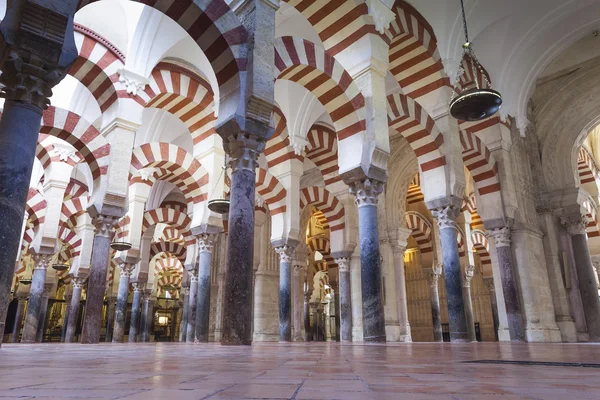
[26,188,47,231]
[461,192,484,229]
[150,241,187,263]
[305,124,340,186]
[313,260,329,274]
[387,91,446,174]
[264,107,302,169]
[161,227,186,245]
[160,199,188,214]
[58,229,82,263]
[274,37,366,142]
[41,107,110,195]
[142,207,193,246]
[307,236,335,266]
[582,198,600,238]
[405,211,433,253]
[300,187,345,232]
[77,0,247,102]
[114,215,131,242]
[406,173,424,204]
[459,128,501,196]
[256,167,287,215]
[470,230,491,266]
[130,143,209,206]
[578,147,600,186]
[60,197,88,232]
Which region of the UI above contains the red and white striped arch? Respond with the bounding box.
[582,198,600,238]
[160,200,188,214]
[456,224,466,258]
[142,208,193,246]
[264,108,302,169]
[274,36,366,142]
[407,174,424,204]
[41,107,110,193]
[405,211,433,254]
[386,1,449,100]
[59,229,82,262]
[139,63,217,148]
[161,227,186,245]
[387,92,445,173]
[114,215,130,242]
[462,193,484,229]
[64,178,89,201]
[76,0,247,95]
[300,187,345,232]
[130,143,209,205]
[26,188,47,229]
[305,124,340,186]
[471,230,491,266]
[307,236,335,267]
[150,241,187,263]
[459,129,501,196]
[60,196,88,233]
[256,167,287,215]
[578,147,600,186]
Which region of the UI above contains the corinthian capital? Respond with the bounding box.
[349,179,384,207]
[197,233,216,254]
[71,277,87,289]
[118,262,136,278]
[426,264,442,286]
[463,264,475,286]
[93,215,119,238]
[431,206,459,230]
[223,133,266,172]
[561,215,588,237]
[275,245,296,263]
[33,253,53,270]
[487,227,512,247]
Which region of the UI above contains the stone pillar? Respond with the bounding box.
[65,278,85,343]
[562,216,600,341]
[140,291,152,342]
[350,253,364,341]
[431,206,469,342]
[21,254,51,343]
[292,263,306,342]
[325,300,332,341]
[221,134,265,345]
[425,265,443,342]
[128,282,144,342]
[310,302,319,341]
[186,269,198,343]
[484,277,500,340]
[105,297,116,343]
[113,263,134,343]
[349,179,386,342]
[179,284,189,342]
[11,294,27,343]
[390,243,412,342]
[35,284,53,343]
[333,254,352,342]
[463,264,477,342]
[488,227,526,341]
[81,216,119,344]
[61,294,71,343]
[275,244,295,342]
[195,233,216,343]
[304,291,311,341]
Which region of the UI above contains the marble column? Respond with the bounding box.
[221,134,265,346]
[186,269,198,343]
[390,244,412,342]
[128,282,144,342]
[81,216,119,344]
[195,234,216,343]
[310,302,319,341]
[333,255,352,342]
[349,179,386,342]
[61,295,71,343]
[292,263,306,342]
[426,265,443,342]
[325,300,332,341]
[304,291,311,341]
[11,294,27,343]
[463,264,477,342]
[21,254,51,343]
[562,216,600,341]
[112,263,134,343]
[35,284,53,343]
[350,254,364,341]
[275,244,295,342]
[139,291,152,342]
[65,278,85,343]
[105,297,116,343]
[484,277,500,340]
[488,227,526,341]
[179,284,189,342]
[431,206,469,342]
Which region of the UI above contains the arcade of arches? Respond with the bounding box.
[1,0,600,397]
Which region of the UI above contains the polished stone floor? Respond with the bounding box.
[0,342,599,400]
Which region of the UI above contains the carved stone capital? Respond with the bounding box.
[561,215,588,237]
[334,257,351,273]
[431,206,459,230]
[181,286,190,296]
[93,215,119,238]
[131,282,146,292]
[365,0,395,34]
[349,179,384,207]
[487,227,512,247]
[391,242,407,256]
[118,68,148,96]
[188,269,199,282]
[42,283,54,297]
[426,264,443,286]
[275,245,296,263]
[33,253,53,270]
[118,263,136,278]
[142,290,152,302]
[223,133,266,172]
[293,263,306,276]
[196,233,216,254]
[71,277,86,289]
[463,264,475,286]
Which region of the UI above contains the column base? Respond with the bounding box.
[556,319,578,342]
[497,326,511,341]
[385,324,400,342]
[364,334,386,343]
[253,333,279,342]
[524,324,562,342]
[398,333,412,343]
[352,327,364,342]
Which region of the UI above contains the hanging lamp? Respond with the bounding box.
[207,156,230,215]
[449,0,502,121]
[52,241,69,272]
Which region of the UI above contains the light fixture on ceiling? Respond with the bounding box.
[207,156,230,215]
[52,241,69,272]
[449,0,502,122]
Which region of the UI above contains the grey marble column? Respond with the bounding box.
[310,302,319,341]
[112,263,134,343]
[139,291,152,342]
[61,295,71,343]
[333,255,352,342]
[21,254,51,343]
[179,285,189,342]
[463,264,477,342]
[105,297,116,343]
[35,284,52,343]
[81,216,118,344]
[484,277,500,340]
[292,263,306,342]
[128,283,144,342]
[431,206,469,342]
[221,134,265,346]
[145,299,155,342]
[11,295,27,343]
[65,278,85,343]
[349,179,386,342]
[186,269,198,343]
[391,244,412,342]
[426,266,443,342]
[304,291,311,341]
[195,234,216,343]
[275,244,295,342]
[488,227,526,341]
[563,217,600,341]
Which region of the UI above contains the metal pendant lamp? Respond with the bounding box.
[207,156,230,215]
[52,241,69,272]
[449,0,502,121]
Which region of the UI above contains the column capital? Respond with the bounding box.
[293,264,306,276]
[142,290,152,302]
[390,242,407,256]
[487,226,512,247]
[223,132,266,172]
[131,282,146,292]
[431,206,460,230]
[71,277,87,289]
[196,233,217,254]
[274,244,296,263]
[118,262,136,278]
[348,179,384,207]
[33,253,53,270]
[334,257,351,273]
[188,269,199,282]
[483,277,495,293]
[561,214,588,237]
[463,264,475,287]
[93,215,119,238]
[42,283,53,297]
[425,264,443,286]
